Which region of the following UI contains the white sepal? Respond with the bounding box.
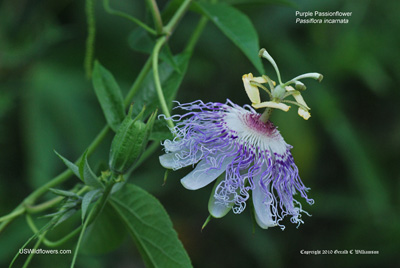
[181,156,233,190]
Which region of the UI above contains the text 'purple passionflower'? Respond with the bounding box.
[159,48,322,230]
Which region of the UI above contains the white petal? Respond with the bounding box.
[242,73,261,104]
[181,156,233,190]
[253,180,277,229]
[159,151,202,170]
[252,101,291,112]
[163,140,181,152]
[159,153,177,169]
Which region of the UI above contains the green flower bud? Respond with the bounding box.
[109,106,156,174]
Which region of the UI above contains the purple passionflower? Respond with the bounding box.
[160,100,313,229]
[159,49,322,229]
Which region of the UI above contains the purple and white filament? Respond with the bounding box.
[159,99,314,230]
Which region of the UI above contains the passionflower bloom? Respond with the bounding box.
[159,49,322,230]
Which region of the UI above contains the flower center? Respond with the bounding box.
[245,114,277,136]
[223,108,288,155]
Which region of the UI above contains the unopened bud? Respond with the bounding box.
[109,106,156,174]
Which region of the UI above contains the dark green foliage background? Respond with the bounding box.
[1,0,399,267]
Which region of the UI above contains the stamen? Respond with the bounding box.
[250,81,272,99]
[262,75,276,91]
[282,100,310,111]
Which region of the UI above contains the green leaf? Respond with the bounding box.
[49,188,80,198]
[129,27,154,54]
[81,189,101,222]
[53,209,77,228]
[54,150,82,181]
[196,2,265,74]
[149,119,173,141]
[131,52,191,119]
[129,28,181,73]
[79,150,104,189]
[110,184,192,268]
[222,0,296,7]
[81,203,127,255]
[92,61,125,131]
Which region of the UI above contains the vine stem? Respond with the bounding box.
[124,57,152,108]
[103,0,157,35]
[151,0,193,129]
[22,232,44,268]
[0,0,200,234]
[26,213,83,248]
[0,64,148,232]
[152,36,174,129]
[70,179,115,268]
[24,126,108,205]
[146,0,163,34]
[26,185,90,214]
[164,0,192,34]
[184,16,208,54]
[84,0,96,79]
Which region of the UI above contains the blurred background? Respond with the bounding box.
[1,0,399,267]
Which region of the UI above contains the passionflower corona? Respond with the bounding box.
[159,49,322,230]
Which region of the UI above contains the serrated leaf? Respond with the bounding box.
[110,184,192,268]
[79,150,104,189]
[196,2,265,74]
[63,200,80,209]
[42,210,64,218]
[49,188,80,198]
[81,189,101,222]
[131,52,191,119]
[92,61,125,131]
[81,203,127,255]
[53,209,77,228]
[54,150,82,181]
